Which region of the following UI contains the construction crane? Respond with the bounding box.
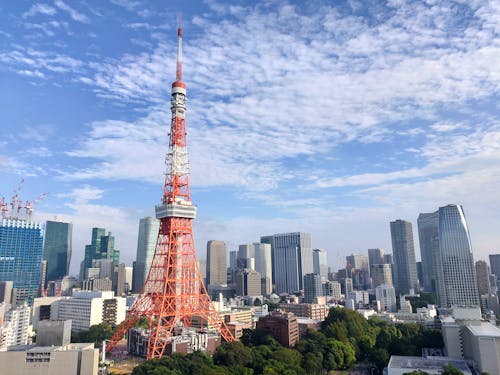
[25,193,49,220]
[1,179,48,220]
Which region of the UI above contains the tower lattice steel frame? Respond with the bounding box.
[106,27,234,359]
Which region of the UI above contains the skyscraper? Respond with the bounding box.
[81,228,119,281]
[0,219,44,306]
[489,254,500,281]
[417,212,439,292]
[261,232,312,294]
[235,268,261,297]
[133,217,160,292]
[303,273,322,303]
[489,254,500,290]
[206,240,227,286]
[371,264,393,288]
[390,219,419,294]
[436,204,479,307]
[253,243,272,295]
[43,221,72,284]
[475,260,491,296]
[346,254,369,271]
[312,248,328,279]
[368,248,384,269]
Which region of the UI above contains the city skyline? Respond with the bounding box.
[1,1,499,273]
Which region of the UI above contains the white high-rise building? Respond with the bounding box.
[253,243,272,295]
[0,304,31,349]
[312,248,328,279]
[261,233,313,294]
[56,291,126,331]
[133,217,160,292]
[375,284,397,312]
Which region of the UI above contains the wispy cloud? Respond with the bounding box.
[23,3,57,18]
[0,47,84,77]
[64,1,499,195]
[54,0,89,23]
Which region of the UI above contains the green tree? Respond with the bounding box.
[402,371,429,375]
[442,364,463,375]
[213,341,252,368]
[324,339,345,370]
[88,323,113,343]
[342,341,356,368]
[270,347,302,369]
[369,348,389,371]
[303,352,323,374]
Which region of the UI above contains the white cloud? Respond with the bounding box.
[23,4,57,18]
[54,0,89,23]
[37,185,140,274]
[60,2,499,195]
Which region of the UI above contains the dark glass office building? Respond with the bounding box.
[43,221,72,285]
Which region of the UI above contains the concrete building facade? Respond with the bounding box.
[261,232,313,294]
[390,220,419,294]
[133,217,160,292]
[206,240,227,286]
[0,343,98,375]
[256,311,299,347]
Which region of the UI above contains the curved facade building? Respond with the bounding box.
[437,204,479,307]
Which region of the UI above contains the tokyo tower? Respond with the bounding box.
[106,27,235,359]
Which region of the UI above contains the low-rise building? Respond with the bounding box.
[256,311,299,347]
[127,328,221,357]
[278,303,328,320]
[36,320,71,347]
[223,309,254,326]
[296,318,321,337]
[441,306,500,374]
[386,355,472,375]
[0,343,98,375]
[462,323,500,375]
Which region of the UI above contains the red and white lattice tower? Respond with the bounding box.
[106,27,234,359]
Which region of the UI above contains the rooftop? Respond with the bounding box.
[465,322,500,338]
[388,356,471,374]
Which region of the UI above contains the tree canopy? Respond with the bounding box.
[132,307,444,375]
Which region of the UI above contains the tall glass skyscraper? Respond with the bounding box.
[0,219,43,306]
[261,232,313,294]
[417,212,439,292]
[390,219,419,294]
[133,217,160,291]
[43,221,72,284]
[436,204,479,307]
[81,227,119,280]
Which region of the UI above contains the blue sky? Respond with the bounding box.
[1,0,499,274]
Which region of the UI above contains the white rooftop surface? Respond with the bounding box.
[296,318,321,324]
[465,322,500,337]
[388,356,471,374]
